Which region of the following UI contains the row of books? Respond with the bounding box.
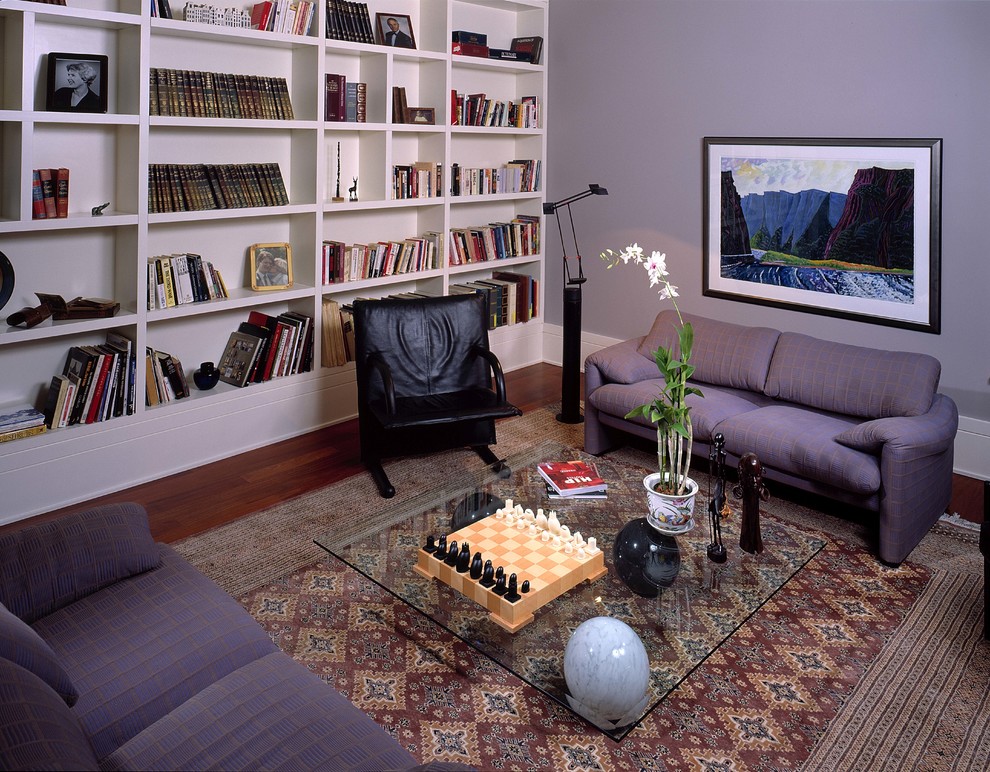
[451,91,540,129]
[0,404,47,443]
[450,270,538,328]
[325,74,367,122]
[322,232,442,284]
[147,253,230,310]
[51,332,138,426]
[324,0,374,44]
[146,347,190,406]
[150,69,294,120]
[218,310,314,387]
[448,215,541,265]
[320,298,354,368]
[180,3,250,26]
[148,162,289,213]
[31,168,69,220]
[449,159,541,196]
[250,0,316,35]
[392,162,442,199]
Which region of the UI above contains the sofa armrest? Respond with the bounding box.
[0,502,161,624]
[834,393,959,459]
[585,337,652,392]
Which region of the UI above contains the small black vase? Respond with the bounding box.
[193,361,219,390]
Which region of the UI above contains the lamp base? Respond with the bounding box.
[556,411,584,425]
[558,285,583,424]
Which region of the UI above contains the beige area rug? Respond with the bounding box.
[174,405,989,770]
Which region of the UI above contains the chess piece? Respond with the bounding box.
[536,512,548,530]
[480,560,495,587]
[456,542,471,573]
[424,535,437,554]
[470,552,483,580]
[547,511,561,535]
[587,537,598,553]
[505,573,521,602]
[707,433,728,564]
[735,452,769,554]
[445,540,459,566]
[521,580,530,593]
[435,534,447,557]
[492,573,508,596]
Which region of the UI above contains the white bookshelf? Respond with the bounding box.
[0,0,548,523]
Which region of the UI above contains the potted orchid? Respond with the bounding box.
[600,244,703,523]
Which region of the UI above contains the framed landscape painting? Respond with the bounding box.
[703,137,942,332]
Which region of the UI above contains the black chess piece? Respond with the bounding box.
[492,573,508,596]
[469,552,483,580]
[495,566,504,582]
[445,540,459,566]
[423,535,437,554]
[520,579,530,593]
[480,560,495,587]
[504,573,521,602]
[456,542,471,573]
[435,534,447,557]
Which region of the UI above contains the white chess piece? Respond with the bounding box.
[536,512,548,530]
[552,535,562,548]
[547,511,561,536]
[587,537,598,553]
[504,499,514,510]
[564,541,574,555]
[560,524,571,541]
[541,530,551,542]
[573,531,584,546]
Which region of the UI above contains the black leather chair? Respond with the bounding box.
[353,293,522,498]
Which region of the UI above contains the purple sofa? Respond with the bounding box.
[0,503,452,771]
[584,310,959,565]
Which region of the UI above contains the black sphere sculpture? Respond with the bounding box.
[612,517,681,597]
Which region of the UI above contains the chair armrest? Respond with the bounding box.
[0,503,161,623]
[471,345,509,403]
[366,353,397,416]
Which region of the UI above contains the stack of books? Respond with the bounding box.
[537,459,608,500]
[48,332,137,424]
[0,404,47,443]
[217,310,314,387]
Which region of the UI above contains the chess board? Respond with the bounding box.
[414,511,607,632]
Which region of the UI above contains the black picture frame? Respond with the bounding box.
[46,52,108,114]
[375,13,416,49]
[703,136,942,333]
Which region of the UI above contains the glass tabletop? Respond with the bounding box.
[314,442,826,740]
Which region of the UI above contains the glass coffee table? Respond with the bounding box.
[315,442,825,740]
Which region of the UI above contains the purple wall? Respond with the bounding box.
[546,0,989,405]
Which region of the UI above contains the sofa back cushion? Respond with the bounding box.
[0,503,161,625]
[0,601,78,706]
[0,658,99,771]
[764,332,941,418]
[637,310,781,392]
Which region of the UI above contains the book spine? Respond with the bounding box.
[55,168,69,218]
[39,168,57,218]
[31,170,46,219]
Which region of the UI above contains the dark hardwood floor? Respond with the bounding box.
[18,362,984,542]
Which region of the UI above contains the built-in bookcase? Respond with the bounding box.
[0,0,547,523]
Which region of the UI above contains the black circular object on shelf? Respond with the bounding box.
[0,251,13,314]
[613,517,681,597]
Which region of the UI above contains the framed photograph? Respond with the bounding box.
[375,13,416,49]
[46,53,108,113]
[250,243,293,291]
[703,137,942,333]
[217,331,262,387]
[406,107,435,125]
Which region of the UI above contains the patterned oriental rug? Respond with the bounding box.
[173,406,989,771]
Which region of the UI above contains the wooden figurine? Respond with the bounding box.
[734,451,769,554]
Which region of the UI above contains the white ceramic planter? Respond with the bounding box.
[643,473,699,530]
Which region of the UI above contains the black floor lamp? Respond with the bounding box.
[543,183,608,424]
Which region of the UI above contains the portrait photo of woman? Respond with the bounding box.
[46,53,108,113]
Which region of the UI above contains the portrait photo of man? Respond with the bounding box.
[376,13,416,49]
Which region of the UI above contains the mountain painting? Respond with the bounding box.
[703,138,941,332]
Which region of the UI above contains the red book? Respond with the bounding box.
[39,168,57,218]
[55,168,69,218]
[325,73,345,121]
[537,460,608,497]
[250,1,273,30]
[31,170,46,219]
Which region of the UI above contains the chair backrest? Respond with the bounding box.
[354,294,491,401]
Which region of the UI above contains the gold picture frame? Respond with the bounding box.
[250,242,293,291]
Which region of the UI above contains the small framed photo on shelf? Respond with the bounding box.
[407,107,435,125]
[45,52,108,113]
[375,13,416,49]
[217,331,262,388]
[250,243,293,291]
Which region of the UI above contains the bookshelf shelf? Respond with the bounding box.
[0,0,547,523]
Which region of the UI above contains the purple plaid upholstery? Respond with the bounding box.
[585,337,658,384]
[0,602,78,706]
[102,652,417,771]
[0,658,99,771]
[636,310,780,392]
[0,503,160,624]
[764,332,941,418]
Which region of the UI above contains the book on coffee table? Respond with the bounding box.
[545,483,607,500]
[537,459,607,497]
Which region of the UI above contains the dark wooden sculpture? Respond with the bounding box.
[707,433,728,563]
[734,452,769,554]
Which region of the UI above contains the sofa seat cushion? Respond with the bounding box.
[102,651,416,772]
[0,658,99,771]
[0,503,161,625]
[715,405,882,494]
[0,601,78,706]
[636,310,781,393]
[764,332,941,419]
[588,381,773,444]
[32,545,276,761]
